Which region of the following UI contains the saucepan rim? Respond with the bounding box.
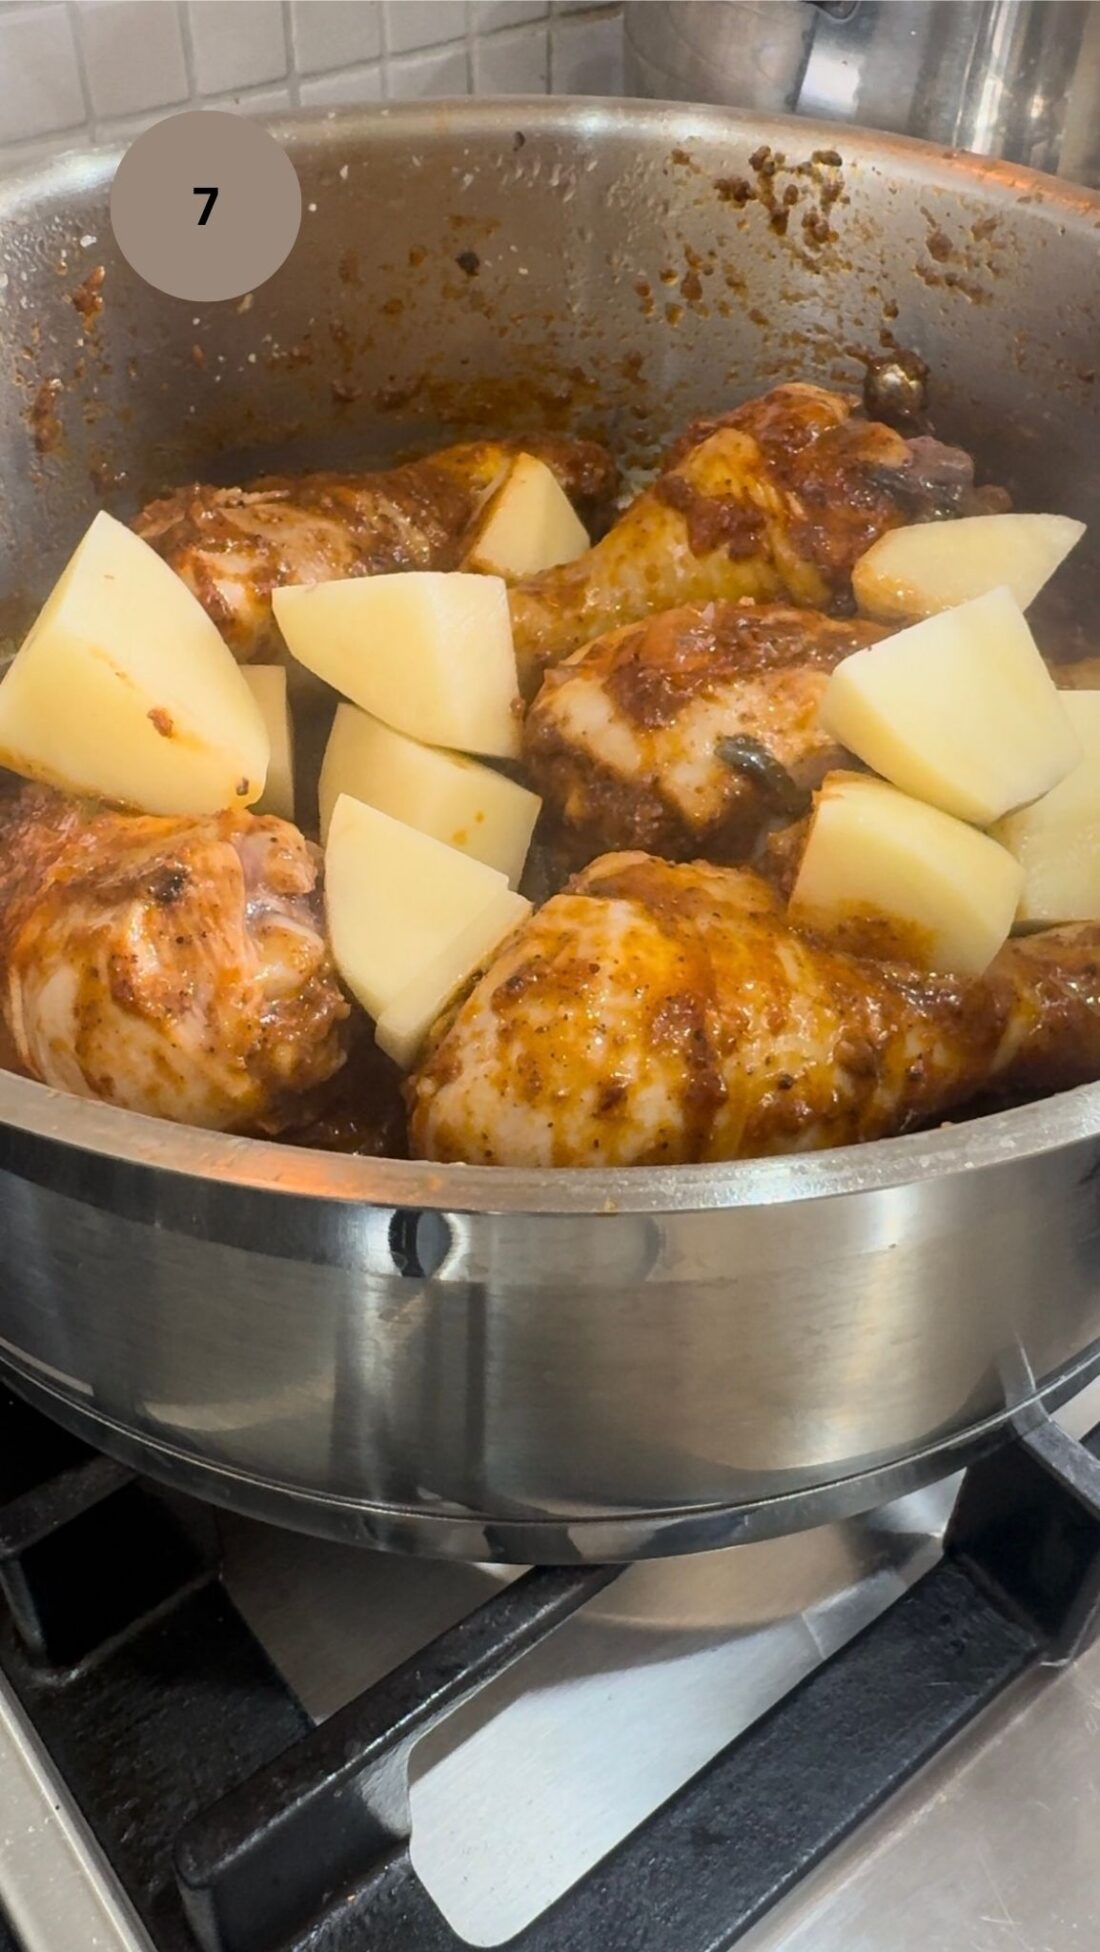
[4,95,1100,216]
[2,100,1100,1218]
[3,1043,1100,1217]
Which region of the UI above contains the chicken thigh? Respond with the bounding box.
[134,435,617,662]
[524,600,885,862]
[508,382,991,687]
[408,853,1100,1168]
[0,787,349,1132]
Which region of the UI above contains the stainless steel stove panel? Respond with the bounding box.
[221,1483,952,1944]
[4,1376,1099,1951]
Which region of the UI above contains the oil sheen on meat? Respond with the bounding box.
[525,600,886,861]
[507,382,990,687]
[0,786,349,1133]
[408,853,1100,1168]
[134,435,618,662]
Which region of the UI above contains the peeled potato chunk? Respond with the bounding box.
[324,793,510,1020]
[242,665,295,822]
[273,571,521,760]
[990,692,1100,926]
[463,452,590,580]
[853,512,1085,622]
[319,703,540,884]
[820,587,1081,826]
[791,772,1024,976]
[0,511,268,814]
[376,887,531,1068]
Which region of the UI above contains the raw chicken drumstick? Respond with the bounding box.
[408,853,1100,1169]
[0,787,349,1133]
[133,435,618,662]
[524,600,886,862]
[508,382,993,688]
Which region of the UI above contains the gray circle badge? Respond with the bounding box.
[110,110,301,303]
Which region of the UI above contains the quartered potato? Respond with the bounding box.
[853,512,1085,622]
[323,793,511,1020]
[991,692,1100,926]
[242,665,295,822]
[0,512,268,815]
[318,703,540,885]
[463,452,590,580]
[790,772,1024,976]
[375,887,531,1068]
[273,571,521,759]
[821,587,1081,826]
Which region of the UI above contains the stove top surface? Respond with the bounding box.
[2,1380,1099,1952]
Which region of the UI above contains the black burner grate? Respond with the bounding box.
[1,1381,1099,1952]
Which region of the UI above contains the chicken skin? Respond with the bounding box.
[508,383,989,688]
[524,601,885,862]
[0,788,349,1133]
[408,853,1100,1169]
[133,435,618,662]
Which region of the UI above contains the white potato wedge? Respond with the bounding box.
[0,511,268,814]
[463,452,590,580]
[375,887,531,1068]
[273,571,521,759]
[820,587,1081,826]
[324,793,510,1020]
[242,665,295,822]
[990,692,1100,926]
[318,703,540,883]
[853,512,1085,622]
[790,772,1024,976]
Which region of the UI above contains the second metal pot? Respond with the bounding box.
[624,1,1100,186]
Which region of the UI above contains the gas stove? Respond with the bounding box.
[2,1380,1100,1952]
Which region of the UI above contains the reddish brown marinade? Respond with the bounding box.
[508,382,986,685]
[651,472,766,560]
[599,605,880,725]
[132,434,619,661]
[2,380,1057,1172]
[0,785,349,1134]
[284,1029,408,1156]
[408,853,1100,1170]
[524,601,885,863]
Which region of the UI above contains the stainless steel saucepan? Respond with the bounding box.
[2,101,1100,1562]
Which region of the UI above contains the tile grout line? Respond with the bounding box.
[65,0,96,128]
[0,0,626,160]
[175,0,199,111]
[297,59,386,107]
[280,0,300,109]
[378,0,392,100]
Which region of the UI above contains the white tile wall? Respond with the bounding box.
[188,0,288,94]
[473,21,549,94]
[472,1,549,31]
[384,0,467,55]
[297,62,384,105]
[0,6,84,146]
[78,1,190,121]
[548,3,622,93]
[290,0,382,74]
[387,39,469,96]
[0,0,624,170]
